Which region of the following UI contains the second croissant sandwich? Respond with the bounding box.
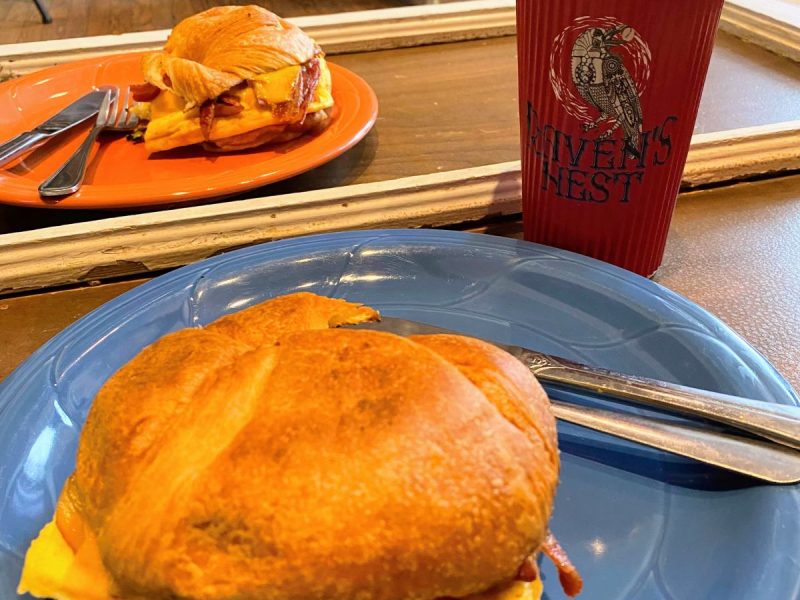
[131,6,334,153]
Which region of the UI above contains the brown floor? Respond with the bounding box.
[0,0,457,44]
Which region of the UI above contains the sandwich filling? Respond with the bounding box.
[132,56,334,153]
[19,470,581,600]
[19,516,545,600]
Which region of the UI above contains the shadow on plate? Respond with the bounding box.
[558,434,765,491]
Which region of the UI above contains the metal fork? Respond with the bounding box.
[105,86,140,133]
[39,86,138,198]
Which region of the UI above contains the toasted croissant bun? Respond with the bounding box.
[144,6,317,106]
[134,6,334,153]
[19,292,577,600]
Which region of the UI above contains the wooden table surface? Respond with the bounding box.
[0,32,799,394]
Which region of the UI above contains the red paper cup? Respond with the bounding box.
[517,0,724,276]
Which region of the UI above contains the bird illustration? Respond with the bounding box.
[571,25,643,154]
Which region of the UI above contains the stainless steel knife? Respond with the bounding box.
[351,316,800,451]
[0,89,108,168]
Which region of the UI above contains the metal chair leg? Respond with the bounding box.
[32,0,53,24]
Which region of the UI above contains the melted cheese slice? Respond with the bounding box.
[136,57,334,154]
[19,518,543,600]
[17,519,111,600]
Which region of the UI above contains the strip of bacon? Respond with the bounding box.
[200,94,245,138]
[515,555,540,582]
[199,100,215,139]
[273,57,322,121]
[542,533,583,597]
[217,92,241,107]
[216,92,244,116]
[296,57,321,113]
[214,104,243,117]
[130,82,160,102]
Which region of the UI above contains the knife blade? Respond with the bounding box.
[350,316,800,451]
[0,89,108,168]
[550,399,800,484]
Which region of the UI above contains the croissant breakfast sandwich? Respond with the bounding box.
[17,292,582,600]
[130,6,334,153]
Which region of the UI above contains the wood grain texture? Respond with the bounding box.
[471,177,800,394]
[0,163,528,294]
[683,121,800,187]
[0,0,455,44]
[0,278,148,382]
[721,0,800,63]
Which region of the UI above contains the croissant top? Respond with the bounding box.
[142,6,319,106]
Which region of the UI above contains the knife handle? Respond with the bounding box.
[0,131,51,168]
[38,124,104,197]
[525,351,800,450]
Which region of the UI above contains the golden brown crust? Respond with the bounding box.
[205,291,378,347]
[69,328,253,531]
[408,334,559,468]
[142,6,318,106]
[57,292,559,600]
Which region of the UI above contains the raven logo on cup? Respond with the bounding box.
[550,17,651,157]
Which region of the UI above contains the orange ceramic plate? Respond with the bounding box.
[0,53,378,209]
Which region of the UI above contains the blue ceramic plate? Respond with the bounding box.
[1,230,798,600]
